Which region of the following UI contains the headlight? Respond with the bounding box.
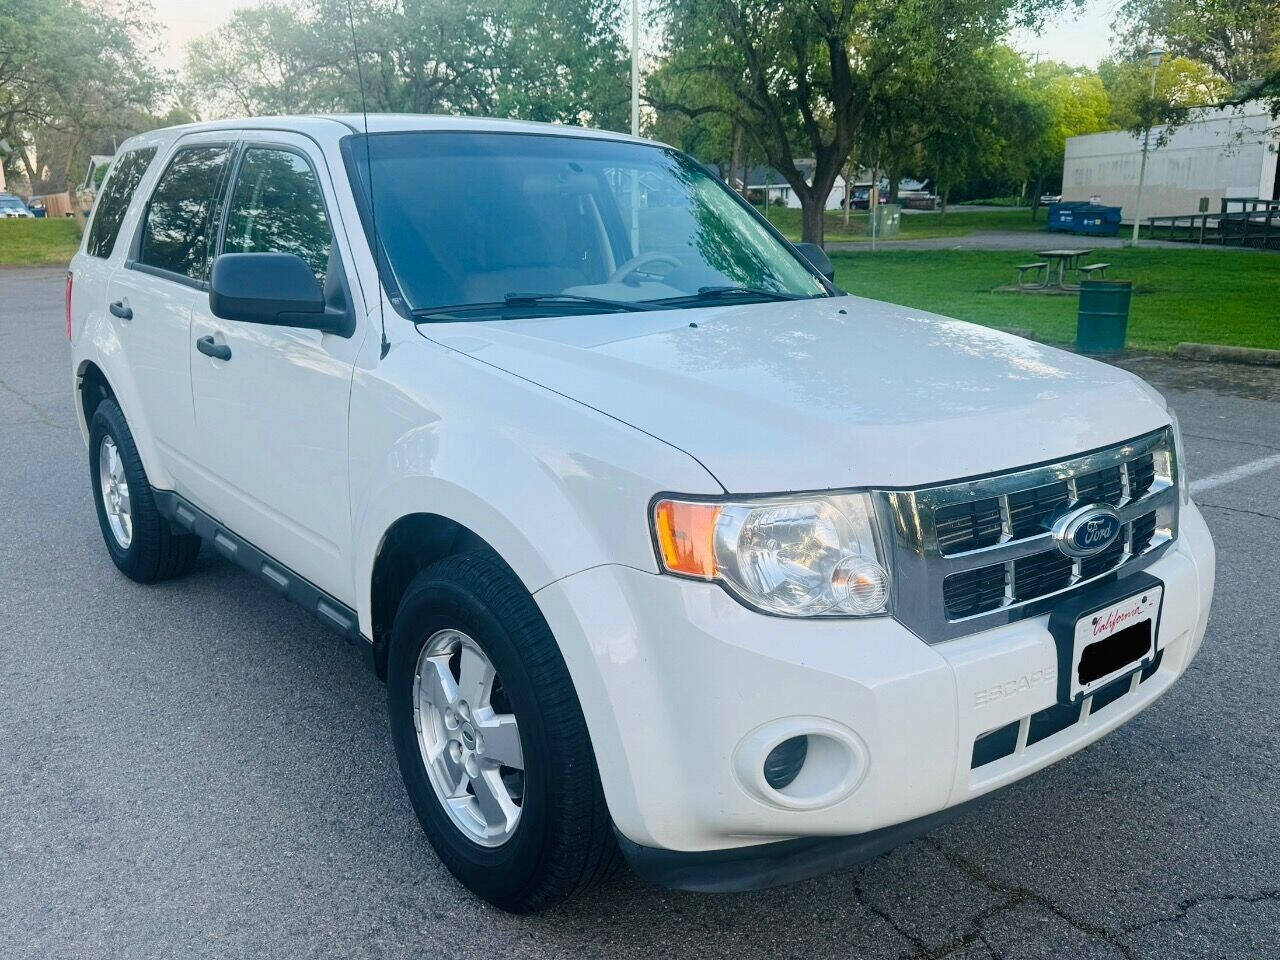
[651,493,891,617]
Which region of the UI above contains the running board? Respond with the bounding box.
[153,490,374,669]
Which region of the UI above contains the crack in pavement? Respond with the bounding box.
[1184,431,1280,453]
[1197,502,1280,523]
[0,374,63,429]
[886,841,1280,960]
[907,840,1138,959]
[1122,889,1280,936]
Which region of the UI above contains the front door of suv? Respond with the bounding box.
[187,133,367,603]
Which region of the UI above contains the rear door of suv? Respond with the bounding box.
[106,132,237,483]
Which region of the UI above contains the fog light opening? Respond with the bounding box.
[762,735,809,790]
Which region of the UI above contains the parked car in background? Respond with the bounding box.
[846,187,886,209]
[1040,193,1064,205]
[0,193,34,218]
[68,115,1214,913]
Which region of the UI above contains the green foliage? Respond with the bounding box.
[1113,0,1280,85]
[0,219,81,266]
[182,0,630,130]
[830,248,1280,351]
[1100,55,1232,131]
[648,0,1071,243]
[0,0,166,192]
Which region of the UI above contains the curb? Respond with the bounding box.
[1176,343,1280,367]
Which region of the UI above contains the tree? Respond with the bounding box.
[182,0,630,130]
[0,0,165,193]
[1100,55,1231,130]
[648,0,1068,245]
[1023,63,1112,216]
[911,46,1047,216]
[1114,0,1280,86]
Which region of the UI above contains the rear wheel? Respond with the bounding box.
[387,552,619,911]
[89,399,201,583]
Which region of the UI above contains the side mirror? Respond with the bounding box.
[794,242,836,284]
[210,252,348,334]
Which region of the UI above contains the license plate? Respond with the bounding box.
[1068,585,1162,701]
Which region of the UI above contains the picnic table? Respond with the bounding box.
[1036,248,1093,288]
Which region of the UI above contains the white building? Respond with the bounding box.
[1062,102,1279,221]
[737,162,848,210]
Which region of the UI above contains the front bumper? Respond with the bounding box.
[533,501,1215,883]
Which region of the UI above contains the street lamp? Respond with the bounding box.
[1130,46,1165,245]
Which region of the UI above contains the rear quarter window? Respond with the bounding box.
[85,148,157,259]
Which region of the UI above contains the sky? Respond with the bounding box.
[148,0,1123,71]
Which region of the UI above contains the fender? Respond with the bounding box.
[73,339,175,493]
[347,335,724,637]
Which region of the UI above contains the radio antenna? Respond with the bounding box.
[345,0,390,359]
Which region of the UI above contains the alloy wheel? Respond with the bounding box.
[98,435,133,549]
[412,629,525,847]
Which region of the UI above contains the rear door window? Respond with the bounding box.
[137,144,233,282]
[222,147,332,283]
[86,147,157,259]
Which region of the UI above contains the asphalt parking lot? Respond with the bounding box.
[2,264,1278,959]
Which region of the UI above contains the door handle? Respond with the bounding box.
[196,335,232,361]
[109,300,132,320]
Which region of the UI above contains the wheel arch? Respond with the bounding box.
[77,359,116,436]
[367,511,519,680]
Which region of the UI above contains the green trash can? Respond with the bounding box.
[1076,280,1132,353]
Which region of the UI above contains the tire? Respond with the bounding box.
[88,398,202,583]
[387,551,620,912]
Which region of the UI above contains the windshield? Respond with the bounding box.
[345,131,827,318]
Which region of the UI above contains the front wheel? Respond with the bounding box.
[387,552,619,911]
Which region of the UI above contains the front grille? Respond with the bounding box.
[935,500,1002,554]
[882,429,1179,643]
[1131,511,1158,552]
[1006,481,1070,539]
[943,565,1006,619]
[1012,551,1074,601]
[1074,465,1124,506]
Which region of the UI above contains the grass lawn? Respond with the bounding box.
[0,219,81,266]
[762,206,1046,243]
[830,248,1280,352]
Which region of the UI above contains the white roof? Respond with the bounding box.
[126,113,652,148]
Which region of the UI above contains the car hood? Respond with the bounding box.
[418,295,1168,492]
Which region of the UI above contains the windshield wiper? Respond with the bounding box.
[503,292,660,311]
[410,293,661,321]
[645,286,814,307]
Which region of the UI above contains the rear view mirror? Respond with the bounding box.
[210,252,351,335]
[794,242,836,284]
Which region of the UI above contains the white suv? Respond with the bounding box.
[68,116,1215,912]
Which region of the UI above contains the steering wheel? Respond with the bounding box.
[608,252,682,284]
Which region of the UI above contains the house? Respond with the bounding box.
[1062,102,1280,221]
[81,155,115,192]
[732,162,848,210]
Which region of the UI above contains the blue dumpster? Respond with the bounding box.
[1073,205,1123,236]
[1048,201,1088,232]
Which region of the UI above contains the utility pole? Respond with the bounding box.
[630,0,640,137]
[1131,47,1164,246]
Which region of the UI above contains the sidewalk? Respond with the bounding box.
[827,231,1205,252]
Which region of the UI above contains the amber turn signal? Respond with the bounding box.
[653,500,721,579]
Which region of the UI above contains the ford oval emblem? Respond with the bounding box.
[1051,504,1123,558]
